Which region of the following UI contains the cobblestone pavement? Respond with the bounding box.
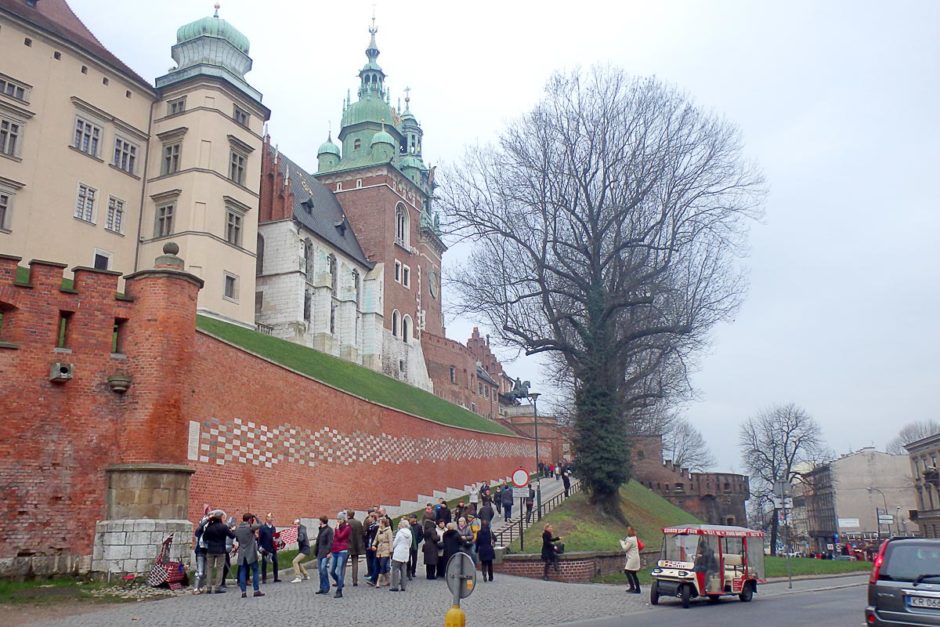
[33,572,647,626]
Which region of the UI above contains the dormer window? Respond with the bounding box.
[354,138,361,151]
[301,197,314,214]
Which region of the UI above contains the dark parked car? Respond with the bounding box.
[866,537,940,626]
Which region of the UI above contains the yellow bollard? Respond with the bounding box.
[444,604,466,627]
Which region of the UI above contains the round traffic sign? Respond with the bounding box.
[511,467,529,488]
[445,552,477,600]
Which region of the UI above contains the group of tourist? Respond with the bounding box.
[191,479,536,599]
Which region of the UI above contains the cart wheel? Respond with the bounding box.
[708,594,721,604]
[738,582,753,602]
[681,584,691,608]
[650,582,659,605]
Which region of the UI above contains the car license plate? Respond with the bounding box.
[909,596,940,609]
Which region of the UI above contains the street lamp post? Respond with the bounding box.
[869,487,892,538]
[528,392,542,521]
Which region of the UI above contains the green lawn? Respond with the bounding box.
[510,480,702,554]
[765,555,871,577]
[0,578,118,605]
[196,316,513,436]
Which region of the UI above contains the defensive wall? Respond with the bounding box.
[0,247,534,578]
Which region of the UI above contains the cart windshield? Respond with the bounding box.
[664,533,701,563]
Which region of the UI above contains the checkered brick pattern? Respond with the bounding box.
[197,417,533,468]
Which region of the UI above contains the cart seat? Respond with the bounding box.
[724,553,742,566]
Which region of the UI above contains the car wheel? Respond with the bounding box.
[739,582,753,602]
[681,583,691,609]
[650,582,659,605]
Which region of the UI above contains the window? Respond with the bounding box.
[395,205,408,246]
[303,238,313,278]
[255,292,263,314]
[155,203,174,237]
[162,142,181,174]
[356,178,362,188]
[225,209,242,246]
[352,270,361,305]
[391,310,400,337]
[223,273,238,301]
[73,117,101,156]
[256,234,264,275]
[0,76,28,101]
[168,97,186,115]
[402,315,411,343]
[449,366,456,384]
[394,260,401,283]
[233,105,249,127]
[93,251,110,270]
[229,150,246,184]
[102,77,109,86]
[74,184,96,223]
[304,288,312,322]
[0,192,10,230]
[327,254,337,292]
[354,138,361,150]
[0,118,20,157]
[330,302,336,334]
[335,182,343,192]
[112,137,137,173]
[105,197,125,233]
[402,265,411,288]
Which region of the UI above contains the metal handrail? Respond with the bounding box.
[494,479,581,549]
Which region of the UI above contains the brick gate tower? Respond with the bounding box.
[314,19,445,389]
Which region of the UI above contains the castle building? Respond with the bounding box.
[0,0,268,326]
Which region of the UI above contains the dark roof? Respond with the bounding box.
[476,365,499,387]
[0,0,151,90]
[273,147,372,269]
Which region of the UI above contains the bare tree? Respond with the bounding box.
[663,417,716,472]
[441,67,763,512]
[739,403,828,555]
[887,419,940,454]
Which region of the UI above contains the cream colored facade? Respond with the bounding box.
[0,2,268,326]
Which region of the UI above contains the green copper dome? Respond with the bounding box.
[399,154,423,170]
[318,138,341,157]
[176,14,250,54]
[342,96,395,129]
[371,129,396,147]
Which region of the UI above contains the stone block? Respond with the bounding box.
[106,545,131,561]
[103,531,126,545]
[121,559,138,573]
[134,520,156,532]
[131,544,153,559]
[126,531,151,546]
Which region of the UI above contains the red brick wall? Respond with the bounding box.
[185,331,532,524]
[421,331,499,420]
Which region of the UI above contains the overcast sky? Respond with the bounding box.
[70,0,940,471]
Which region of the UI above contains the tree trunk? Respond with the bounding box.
[769,508,779,556]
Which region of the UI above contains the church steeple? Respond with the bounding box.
[358,17,385,99]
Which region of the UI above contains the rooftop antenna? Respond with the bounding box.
[404,86,411,111]
[213,2,220,18]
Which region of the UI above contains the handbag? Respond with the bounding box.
[637,538,646,551]
[554,542,565,555]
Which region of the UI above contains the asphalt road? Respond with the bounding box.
[568,576,867,627]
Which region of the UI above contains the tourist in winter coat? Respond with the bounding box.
[330,514,351,597]
[478,501,495,527]
[202,511,234,594]
[422,520,441,579]
[442,522,462,569]
[541,523,561,580]
[346,510,365,587]
[390,519,412,591]
[501,484,515,519]
[257,513,280,583]
[364,513,379,584]
[456,517,474,554]
[493,486,503,516]
[314,515,334,594]
[620,525,641,593]
[372,518,393,588]
[233,513,265,598]
[475,519,496,582]
[290,519,310,583]
[408,515,422,578]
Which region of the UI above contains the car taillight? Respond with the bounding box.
[869,540,888,584]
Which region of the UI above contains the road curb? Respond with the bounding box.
[764,571,869,584]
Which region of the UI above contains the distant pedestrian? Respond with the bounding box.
[478,501,495,527]
[290,519,310,583]
[408,515,422,578]
[442,522,462,570]
[501,485,514,520]
[554,464,561,481]
[233,513,265,598]
[562,470,571,498]
[330,512,350,598]
[258,513,280,584]
[435,520,447,578]
[541,523,561,580]
[390,519,412,591]
[525,486,535,523]
[314,515,334,595]
[347,510,365,587]
[191,507,210,595]
[620,526,641,594]
[202,510,234,594]
[436,499,452,525]
[469,483,480,514]
[476,519,496,582]
[423,519,440,579]
[372,518,393,588]
[365,513,379,584]
[493,486,503,517]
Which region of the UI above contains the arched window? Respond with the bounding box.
[391,310,400,337]
[352,269,361,306]
[402,315,411,344]
[256,234,264,276]
[303,238,313,278]
[395,204,408,247]
[330,302,336,334]
[327,254,337,292]
[304,288,312,322]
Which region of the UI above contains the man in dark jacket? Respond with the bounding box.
[407,515,422,579]
[501,485,514,520]
[290,519,311,583]
[257,513,280,583]
[314,515,334,594]
[346,510,365,586]
[202,510,234,594]
[478,501,495,527]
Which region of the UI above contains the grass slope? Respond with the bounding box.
[196,316,513,436]
[511,480,702,554]
[765,555,871,577]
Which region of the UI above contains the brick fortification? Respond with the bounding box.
[0,249,533,578]
[630,435,750,527]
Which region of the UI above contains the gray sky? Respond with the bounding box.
[71,0,940,470]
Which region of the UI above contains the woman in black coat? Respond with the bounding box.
[442,523,462,570]
[541,523,561,580]
[422,519,440,579]
[475,520,496,582]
